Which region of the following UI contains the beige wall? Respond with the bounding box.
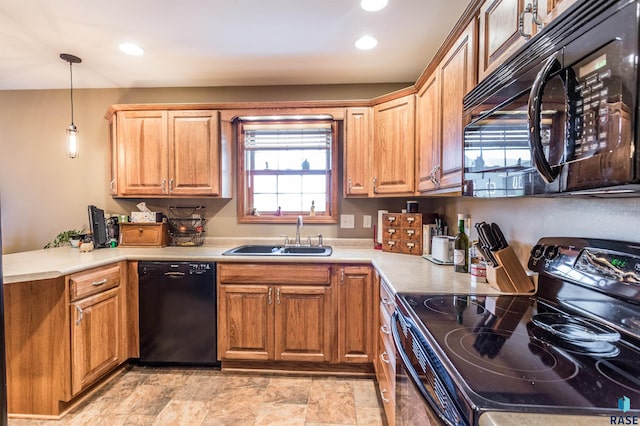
[0,84,416,253]
[2,85,639,255]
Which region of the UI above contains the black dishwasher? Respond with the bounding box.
[138,261,218,365]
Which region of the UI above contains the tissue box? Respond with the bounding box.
[131,211,161,223]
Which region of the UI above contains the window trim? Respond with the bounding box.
[237,120,339,224]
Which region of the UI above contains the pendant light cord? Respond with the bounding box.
[69,61,75,126]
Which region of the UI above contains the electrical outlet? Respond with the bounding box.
[363,215,372,228]
[340,214,355,229]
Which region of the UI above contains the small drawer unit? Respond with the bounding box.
[382,213,423,255]
[119,223,169,247]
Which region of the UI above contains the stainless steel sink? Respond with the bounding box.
[222,244,332,256]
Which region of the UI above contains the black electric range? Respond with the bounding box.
[394,237,640,425]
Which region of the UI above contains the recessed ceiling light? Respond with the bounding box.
[361,0,388,12]
[118,42,144,56]
[355,35,378,50]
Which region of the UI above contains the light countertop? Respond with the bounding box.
[2,241,506,295]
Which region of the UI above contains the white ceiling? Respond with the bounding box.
[0,0,471,90]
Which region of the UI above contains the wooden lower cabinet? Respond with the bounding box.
[70,287,122,396]
[275,285,332,362]
[337,266,373,364]
[217,263,373,367]
[217,263,333,363]
[4,262,130,417]
[375,276,397,425]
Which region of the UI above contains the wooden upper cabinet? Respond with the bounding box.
[372,95,416,195]
[478,0,529,82]
[168,110,221,196]
[536,0,577,26]
[416,73,441,193]
[344,107,372,196]
[440,20,476,190]
[420,19,476,193]
[111,108,224,197]
[117,110,169,196]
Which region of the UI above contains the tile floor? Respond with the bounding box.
[9,366,386,426]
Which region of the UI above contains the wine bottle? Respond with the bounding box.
[454,214,469,273]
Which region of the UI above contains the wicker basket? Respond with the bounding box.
[167,206,206,247]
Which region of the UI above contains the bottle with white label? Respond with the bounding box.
[454,214,469,273]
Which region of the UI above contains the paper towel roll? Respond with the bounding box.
[377,210,388,244]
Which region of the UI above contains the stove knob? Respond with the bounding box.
[531,244,545,260]
[544,245,560,260]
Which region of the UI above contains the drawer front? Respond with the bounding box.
[382,213,400,226]
[382,239,401,253]
[400,240,421,255]
[380,279,396,318]
[401,226,421,241]
[218,263,331,285]
[119,223,168,247]
[401,213,422,229]
[69,263,121,301]
[376,330,396,426]
[382,227,400,240]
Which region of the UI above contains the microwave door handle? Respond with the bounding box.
[391,312,457,426]
[528,53,562,184]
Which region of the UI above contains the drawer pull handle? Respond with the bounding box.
[76,306,84,325]
[379,351,390,364]
[91,278,108,286]
[382,297,392,306]
[380,389,390,404]
[381,325,390,335]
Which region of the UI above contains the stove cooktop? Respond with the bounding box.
[397,292,640,415]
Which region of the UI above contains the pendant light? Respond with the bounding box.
[60,53,82,159]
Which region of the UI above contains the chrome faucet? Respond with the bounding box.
[295,215,303,246]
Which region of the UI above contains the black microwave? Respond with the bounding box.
[462,0,639,198]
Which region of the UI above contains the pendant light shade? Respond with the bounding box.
[60,53,82,159]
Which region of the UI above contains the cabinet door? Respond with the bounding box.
[337,266,373,364]
[108,115,118,195]
[168,110,221,196]
[218,284,274,361]
[478,0,528,82]
[416,73,441,193]
[70,287,121,396]
[117,110,169,195]
[438,20,476,191]
[344,107,372,196]
[536,0,577,26]
[274,285,332,362]
[372,95,416,195]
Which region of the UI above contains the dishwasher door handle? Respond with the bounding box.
[164,271,186,278]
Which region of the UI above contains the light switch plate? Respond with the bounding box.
[340,214,355,229]
[363,215,372,228]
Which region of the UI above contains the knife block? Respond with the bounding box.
[486,246,535,293]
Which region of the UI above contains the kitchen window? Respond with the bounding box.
[237,120,338,223]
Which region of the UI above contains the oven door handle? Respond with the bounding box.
[391,311,457,426]
[527,52,562,184]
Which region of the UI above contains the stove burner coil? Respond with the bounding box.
[531,313,620,343]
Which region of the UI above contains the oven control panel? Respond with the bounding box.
[529,237,640,301]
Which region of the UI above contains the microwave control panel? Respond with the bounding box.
[569,40,626,160]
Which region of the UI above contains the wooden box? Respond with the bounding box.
[119,223,168,247]
[381,213,423,255]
